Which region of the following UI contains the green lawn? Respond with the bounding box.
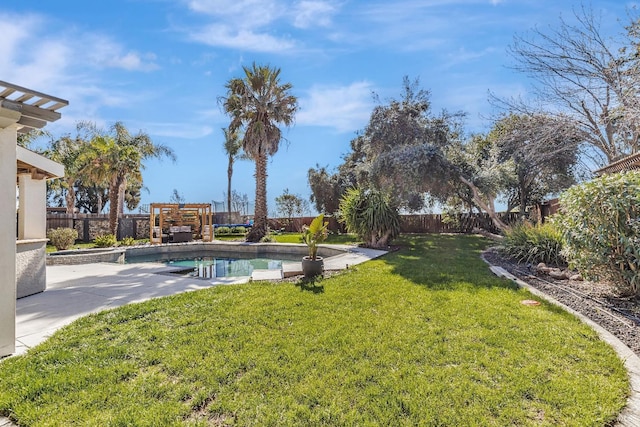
[272,232,360,244]
[215,232,359,245]
[1,235,628,426]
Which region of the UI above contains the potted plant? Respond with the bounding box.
[301,214,328,277]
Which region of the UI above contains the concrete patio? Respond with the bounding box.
[13,244,386,356]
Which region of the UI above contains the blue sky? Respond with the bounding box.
[1,0,632,215]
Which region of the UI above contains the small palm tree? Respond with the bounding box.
[221,63,298,242]
[222,127,246,224]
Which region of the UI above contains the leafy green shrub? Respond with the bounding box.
[260,233,276,243]
[94,234,117,248]
[500,221,565,266]
[216,226,231,234]
[554,171,640,296]
[302,214,328,259]
[232,226,247,234]
[119,236,136,246]
[338,188,399,248]
[47,227,78,251]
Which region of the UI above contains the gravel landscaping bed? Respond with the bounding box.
[483,247,640,356]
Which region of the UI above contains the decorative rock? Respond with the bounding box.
[548,269,566,280]
[537,262,547,270]
[570,274,583,281]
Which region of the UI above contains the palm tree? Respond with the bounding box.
[45,122,95,214]
[222,127,245,224]
[110,122,176,215]
[221,63,298,242]
[80,123,175,236]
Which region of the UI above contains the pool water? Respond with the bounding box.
[126,252,300,278]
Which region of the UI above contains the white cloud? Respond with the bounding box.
[84,35,158,71]
[0,11,162,138]
[297,82,374,133]
[183,0,341,52]
[292,1,337,28]
[189,24,295,52]
[187,0,284,27]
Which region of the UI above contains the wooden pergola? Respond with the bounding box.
[0,80,68,134]
[149,203,213,244]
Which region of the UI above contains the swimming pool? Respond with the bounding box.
[126,250,301,278]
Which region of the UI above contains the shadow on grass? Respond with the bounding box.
[295,276,325,293]
[383,234,518,292]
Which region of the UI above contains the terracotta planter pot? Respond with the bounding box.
[302,256,324,278]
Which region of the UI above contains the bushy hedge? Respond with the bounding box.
[500,221,565,266]
[215,226,247,235]
[47,227,78,251]
[554,171,640,296]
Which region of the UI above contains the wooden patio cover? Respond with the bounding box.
[0,80,68,134]
[149,203,214,244]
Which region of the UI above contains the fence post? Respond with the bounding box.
[83,218,89,242]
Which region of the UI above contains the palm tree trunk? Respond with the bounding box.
[246,153,268,242]
[227,159,233,224]
[118,176,127,214]
[65,178,76,214]
[108,178,121,236]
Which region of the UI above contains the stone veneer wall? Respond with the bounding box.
[16,239,47,298]
[46,248,126,266]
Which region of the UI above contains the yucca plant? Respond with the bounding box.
[338,188,400,249]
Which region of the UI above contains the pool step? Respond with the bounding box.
[251,269,284,281]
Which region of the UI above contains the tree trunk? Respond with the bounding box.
[108,178,121,236]
[118,176,127,214]
[458,176,507,231]
[246,153,268,242]
[227,159,233,225]
[65,178,76,214]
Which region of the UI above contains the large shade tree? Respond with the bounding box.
[504,5,640,165]
[340,78,517,231]
[489,113,581,213]
[45,121,97,214]
[221,63,298,242]
[307,164,345,215]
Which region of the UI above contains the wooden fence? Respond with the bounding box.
[47,212,519,242]
[269,213,519,235]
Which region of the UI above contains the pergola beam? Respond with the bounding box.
[0,80,69,134]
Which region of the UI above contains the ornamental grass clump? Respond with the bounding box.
[500,221,565,266]
[554,170,640,296]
